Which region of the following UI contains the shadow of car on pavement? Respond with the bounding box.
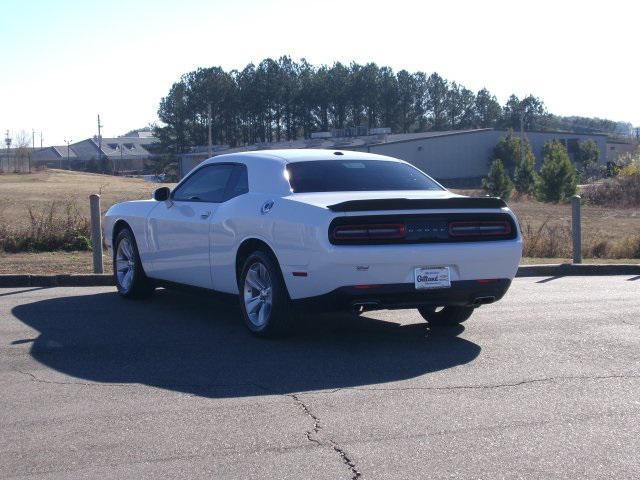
[12,288,481,398]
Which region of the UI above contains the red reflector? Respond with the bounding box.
[292,272,308,277]
[477,279,499,284]
[449,221,511,237]
[332,224,406,241]
[353,284,383,290]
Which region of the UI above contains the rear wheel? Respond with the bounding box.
[417,305,475,327]
[239,250,295,337]
[113,228,154,299]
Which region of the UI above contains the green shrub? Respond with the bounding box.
[482,159,513,200]
[513,155,537,195]
[493,129,535,176]
[574,139,600,171]
[535,140,577,203]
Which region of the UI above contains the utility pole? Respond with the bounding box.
[32,129,35,149]
[118,141,123,175]
[4,130,11,172]
[97,114,104,172]
[207,102,213,157]
[64,138,72,170]
[40,132,43,148]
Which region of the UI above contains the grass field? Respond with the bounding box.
[0,169,169,227]
[0,170,638,273]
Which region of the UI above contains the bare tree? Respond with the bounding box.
[13,130,32,173]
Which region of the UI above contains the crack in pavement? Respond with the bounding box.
[290,393,361,480]
[304,373,640,395]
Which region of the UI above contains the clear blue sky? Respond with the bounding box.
[1,0,638,146]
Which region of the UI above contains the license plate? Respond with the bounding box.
[414,267,451,290]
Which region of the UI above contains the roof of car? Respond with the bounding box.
[204,149,404,165]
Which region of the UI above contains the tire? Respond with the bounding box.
[238,250,295,337]
[417,305,475,327]
[113,228,154,299]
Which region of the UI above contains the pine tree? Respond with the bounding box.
[535,140,578,203]
[482,159,514,200]
[513,154,537,195]
[493,130,535,177]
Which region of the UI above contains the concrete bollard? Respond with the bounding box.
[89,194,104,274]
[571,195,582,264]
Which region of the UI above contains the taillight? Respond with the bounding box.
[332,223,406,242]
[448,221,512,237]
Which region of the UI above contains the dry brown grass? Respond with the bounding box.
[0,169,172,228]
[453,189,640,259]
[0,170,174,254]
[0,251,109,274]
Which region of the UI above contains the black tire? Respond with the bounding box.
[417,305,475,327]
[238,250,295,337]
[113,228,154,299]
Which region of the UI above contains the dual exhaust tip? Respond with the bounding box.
[350,296,496,310]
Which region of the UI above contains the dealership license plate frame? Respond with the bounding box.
[414,266,451,290]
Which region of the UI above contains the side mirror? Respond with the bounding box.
[153,186,171,201]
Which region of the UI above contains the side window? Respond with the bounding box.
[227,165,249,199]
[172,164,235,202]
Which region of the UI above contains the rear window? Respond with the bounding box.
[286,160,443,193]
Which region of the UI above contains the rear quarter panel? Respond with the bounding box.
[211,193,339,294]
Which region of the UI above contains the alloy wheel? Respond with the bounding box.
[243,262,273,327]
[115,237,135,292]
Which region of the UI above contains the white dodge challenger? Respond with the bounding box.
[105,149,522,336]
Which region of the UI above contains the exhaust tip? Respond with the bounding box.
[473,296,495,306]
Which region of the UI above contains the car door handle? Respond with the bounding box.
[200,211,211,219]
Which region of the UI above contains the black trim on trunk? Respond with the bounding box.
[327,197,507,212]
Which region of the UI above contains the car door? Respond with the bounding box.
[147,163,236,288]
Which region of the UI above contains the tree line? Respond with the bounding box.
[155,56,555,153]
[155,56,633,155]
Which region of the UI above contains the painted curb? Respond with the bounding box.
[0,274,114,287]
[0,264,638,287]
[516,264,640,277]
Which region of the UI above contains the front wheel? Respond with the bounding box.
[417,305,475,327]
[239,251,295,337]
[113,228,154,299]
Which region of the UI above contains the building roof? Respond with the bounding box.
[52,145,77,158]
[208,149,403,165]
[69,136,158,159]
[98,137,156,158]
[202,129,492,158]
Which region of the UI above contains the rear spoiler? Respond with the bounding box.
[327,197,507,212]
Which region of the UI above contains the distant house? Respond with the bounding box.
[31,145,78,169]
[70,136,158,172]
[32,136,158,172]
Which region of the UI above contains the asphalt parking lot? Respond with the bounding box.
[1,276,639,479]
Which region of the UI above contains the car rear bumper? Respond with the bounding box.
[292,279,512,313]
[281,239,522,300]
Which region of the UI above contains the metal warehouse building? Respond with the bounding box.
[179,128,608,186]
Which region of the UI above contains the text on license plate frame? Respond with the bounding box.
[414,266,451,290]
